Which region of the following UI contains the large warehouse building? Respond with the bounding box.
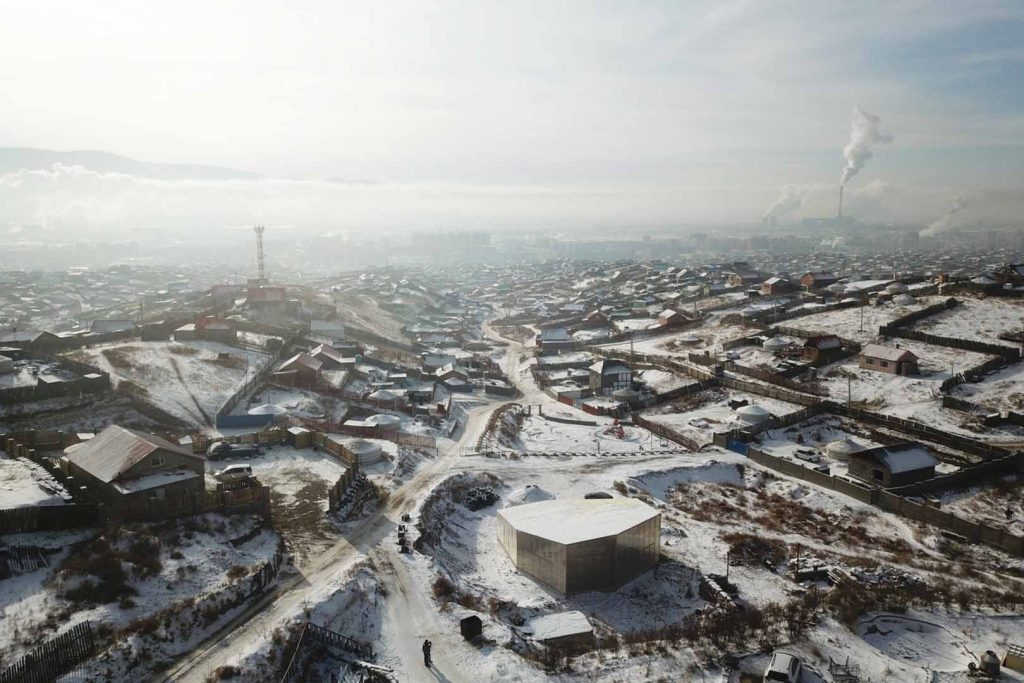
[497,498,661,594]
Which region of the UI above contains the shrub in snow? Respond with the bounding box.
[463,486,499,511]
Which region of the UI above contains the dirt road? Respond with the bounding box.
[154,398,507,683]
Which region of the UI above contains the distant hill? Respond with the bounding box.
[0,147,259,180]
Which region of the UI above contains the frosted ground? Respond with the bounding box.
[0,514,278,673]
[918,295,1024,345]
[644,388,803,446]
[783,296,939,344]
[0,453,68,508]
[72,341,270,427]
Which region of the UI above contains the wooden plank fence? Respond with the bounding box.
[0,621,96,683]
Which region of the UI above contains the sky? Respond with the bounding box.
[2,0,1023,234]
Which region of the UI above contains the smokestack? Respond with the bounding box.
[837,185,844,218]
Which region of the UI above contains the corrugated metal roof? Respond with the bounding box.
[64,425,199,484]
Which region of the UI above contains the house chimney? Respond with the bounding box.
[837,185,844,219]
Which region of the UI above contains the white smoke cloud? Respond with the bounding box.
[841,107,893,185]
[919,195,970,237]
[762,185,807,220]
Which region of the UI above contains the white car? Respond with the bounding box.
[764,651,802,682]
[761,651,798,683]
[795,449,822,464]
[214,463,254,483]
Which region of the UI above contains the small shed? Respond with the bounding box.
[802,335,844,365]
[460,615,483,640]
[523,611,594,649]
[847,442,938,487]
[286,426,312,449]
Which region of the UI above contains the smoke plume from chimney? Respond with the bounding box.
[920,196,969,237]
[841,107,893,186]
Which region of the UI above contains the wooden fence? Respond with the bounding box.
[632,414,702,451]
[0,504,104,535]
[877,297,959,334]
[0,621,96,683]
[744,445,1024,556]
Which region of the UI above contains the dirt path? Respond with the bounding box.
[154,398,507,683]
[375,550,471,683]
[168,356,213,426]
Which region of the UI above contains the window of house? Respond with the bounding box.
[866,358,874,365]
[151,454,166,468]
[881,361,889,368]
[873,469,884,482]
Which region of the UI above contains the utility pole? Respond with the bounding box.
[847,375,852,409]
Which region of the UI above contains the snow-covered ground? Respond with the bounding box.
[598,322,751,358]
[0,514,278,668]
[0,455,69,508]
[236,384,346,421]
[71,341,270,426]
[954,361,1024,413]
[784,297,939,344]
[635,368,690,394]
[645,388,803,446]
[511,414,666,454]
[918,295,1024,345]
[220,444,351,566]
[818,340,988,410]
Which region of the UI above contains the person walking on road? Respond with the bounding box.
[422,639,432,667]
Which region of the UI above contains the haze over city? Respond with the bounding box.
[5,4,1024,683]
[3,1,1024,237]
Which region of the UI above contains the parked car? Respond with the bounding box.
[764,651,802,682]
[795,449,821,463]
[207,441,262,461]
[214,464,254,482]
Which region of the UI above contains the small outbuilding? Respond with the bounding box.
[523,611,594,649]
[847,442,938,487]
[859,344,919,376]
[802,335,844,365]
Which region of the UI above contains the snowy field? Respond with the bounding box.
[917,295,1024,345]
[817,340,988,412]
[599,321,751,358]
[71,341,269,426]
[512,414,666,454]
[784,297,939,344]
[0,455,69,508]
[645,388,803,446]
[235,384,346,421]
[939,474,1024,530]
[953,361,1024,413]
